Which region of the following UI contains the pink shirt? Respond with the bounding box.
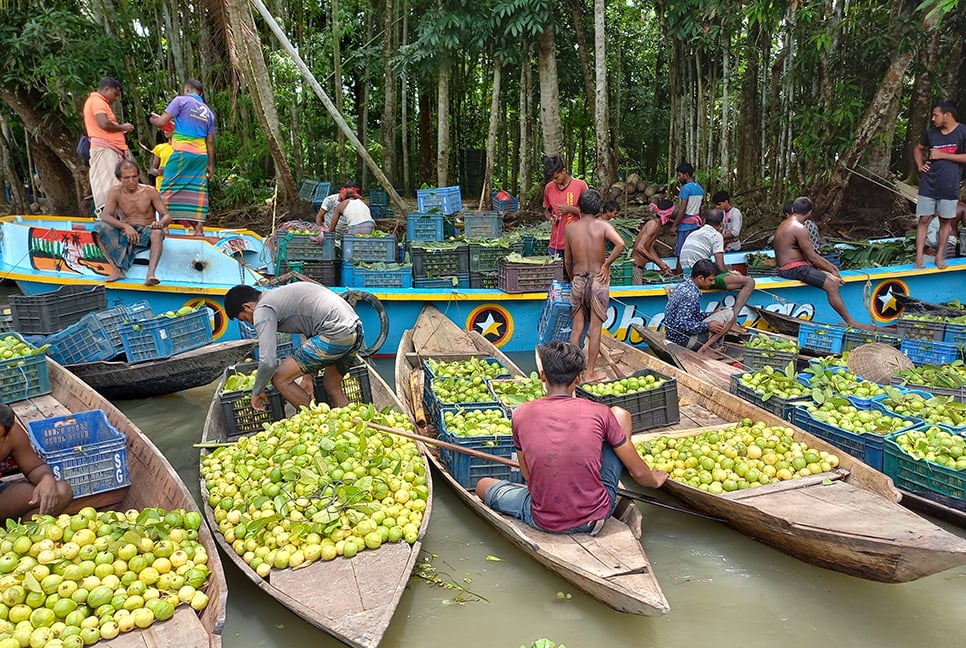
[512,395,627,532]
[544,177,588,250]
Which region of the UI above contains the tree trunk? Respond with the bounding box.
[593,0,614,189]
[333,0,345,179]
[401,7,410,195]
[518,53,531,199]
[569,0,596,119]
[482,58,502,209]
[0,118,28,213]
[437,62,450,187]
[229,0,300,214]
[419,89,433,185]
[381,0,396,186]
[736,21,762,190]
[163,0,186,84]
[720,30,730,184]
[537,25,563,156]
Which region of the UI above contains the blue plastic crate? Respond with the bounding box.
[943,322,966,346]
[26,409,129,497]
[538,301,574,344]
[728,373,810,422]
[492,193,519,213]
[340,262,413,289]
[119,308,213,363]
[423,356,509,381]
[406,213,446,242]
[797,322,845,354]
[310,181,333,209]
[883,426,966,503]
[414,274,469,289]
[462,213,503,239]
[417,186,462,215]
[423,375,502,429]
[874,388,966,431]
[277,232,336,262]
[796,367,883,409]
[900,338,961,366]
[92,301,154,353]
[0,333,51,402]
[368,188,389,207]
[437,405,518,489]
[298,179,322,201]
[341,234,397,263]
[896,318,946,341]
[238,321,299,361]
[44,313,116,365]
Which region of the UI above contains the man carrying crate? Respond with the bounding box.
[224,283,364,409]
[0,403,73,519]
[475,341,667,535]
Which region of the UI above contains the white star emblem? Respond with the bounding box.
[475,313,503,337]
[877,286,899,315]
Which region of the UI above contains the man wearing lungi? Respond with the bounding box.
[83,77,134,215]
[150,79,215,236]
[93,160,171,286]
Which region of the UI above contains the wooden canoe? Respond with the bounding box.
[199,361,433,648]
[893,293,965,319]
[394,305,669,616]
[67,340,256,400]
[597,334,966,582]
[751,306,806,337]
[9,360,226,648]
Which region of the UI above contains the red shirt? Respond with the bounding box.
[512,395,627,532]
[544,177,588,250]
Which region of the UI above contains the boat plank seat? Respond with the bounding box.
[10,395,73,425]
[103,607,208,648]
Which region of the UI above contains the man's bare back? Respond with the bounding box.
[773,217,808,266]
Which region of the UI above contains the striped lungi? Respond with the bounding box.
[161,151,209,222]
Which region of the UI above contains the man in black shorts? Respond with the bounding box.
[773,197,866,328]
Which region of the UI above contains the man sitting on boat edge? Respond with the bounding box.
[475,341,667,535]
[0,403,73,520]
[663,259,737,351]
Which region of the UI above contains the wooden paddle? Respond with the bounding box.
[357,418,723,522]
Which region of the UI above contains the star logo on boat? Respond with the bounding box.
[466,305,513,347]
[871,280,908,322]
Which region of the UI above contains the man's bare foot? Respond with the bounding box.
[584,371,608,383]
[915,259,924,269]
[936,259,948,270]
[104,272,125,283]
[144,276,161,286]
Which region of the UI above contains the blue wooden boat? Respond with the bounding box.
[4,214,966,356]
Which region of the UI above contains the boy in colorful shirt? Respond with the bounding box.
[543,155,589,258]
[670,162,704,273]
[713,190,742,251]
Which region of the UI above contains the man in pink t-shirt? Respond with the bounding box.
[475,341,667,534]
[543,155,589,258]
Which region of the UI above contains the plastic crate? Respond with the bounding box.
[368,188,389,207]
[492,193,520,213]
[277,233,336,262]
[462,213,503,239]
[874,389,966,431]
[238,321,299,362]
[896,318,946,341]
[498,258,564,294]
[943,322,966,346]
[417,186,463,215]
[437,405,518,489]
[796,367,883,409]
[340,262,413,289]
[298,179,322,201]
[26,409,129,497]
[414,274,469,289]
[0,307,14,333]
[312,363,373,406]
[470,272,499,289]
[610,261,634,287]
[900,338,961,366]
[883,427,966,502]
[820,251,841,268]
[0,333,51,402]
[277,259,340,286]
[729,373,809,422]
[341,234,397,263]
[738,346,798,372]
[889,376,966,404]
[44,313,116,365]
[411,244,470,277]
[486,378,543,418]
[842,329,901,351]
[92,302,154,353]
[797,322,845,354]
[10,285,108,335]
[406,213,446,242]
[310,181,333,208]
[576,369,680,433]
[219,363,286,439]
[119,308,213,363]
[791,403,920,471]
[423,375,502,429]
[422,356,509,381]
[524,236,551,257]
[538,301,574,344]
[468,243,510,273]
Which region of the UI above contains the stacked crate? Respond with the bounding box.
[275,232,339,286]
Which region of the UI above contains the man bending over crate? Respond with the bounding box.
[475,341,666,535]
[224,283,364,409]
[0,403,73,520]
[93,159,171,286]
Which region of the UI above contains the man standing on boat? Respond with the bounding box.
[83,77,134,216]
[0,403,73,520]
[670,162,704,274]
[475,341,667,535]
[543,155,588,258]
[224,283,364,409]
[93,160,171,286]
[564,188,625,382]
[150,79,215,237]
[773,197,866,328]
[914,99,966,269]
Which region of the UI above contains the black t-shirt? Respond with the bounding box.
[919,123,966,200]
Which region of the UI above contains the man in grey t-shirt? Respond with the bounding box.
[225,283,363,408]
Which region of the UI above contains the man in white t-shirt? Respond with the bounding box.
[679,208,727,271]
[713,190,742,251]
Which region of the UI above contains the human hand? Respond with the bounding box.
[708,320,726,333]
[670,227,677,236]
[120,122,134,133]
[596,266,612,283]
[123,224,138,240]
[29,475,58,515]
[641,469,669,489]
[251,391,269,412]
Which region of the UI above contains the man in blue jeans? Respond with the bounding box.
[475,341,667,535]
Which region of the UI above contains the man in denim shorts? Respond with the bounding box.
[474,341,667,535]
[225,283,363,409]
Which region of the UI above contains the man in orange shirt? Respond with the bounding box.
[83,77,134,216]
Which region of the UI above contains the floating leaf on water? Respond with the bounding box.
[485,554,502,562]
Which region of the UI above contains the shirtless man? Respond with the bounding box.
[773,196,865,328]
[93,159,171,285]
[631,199,674,280]
[0,403,73,521]
[564,189,625,381]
